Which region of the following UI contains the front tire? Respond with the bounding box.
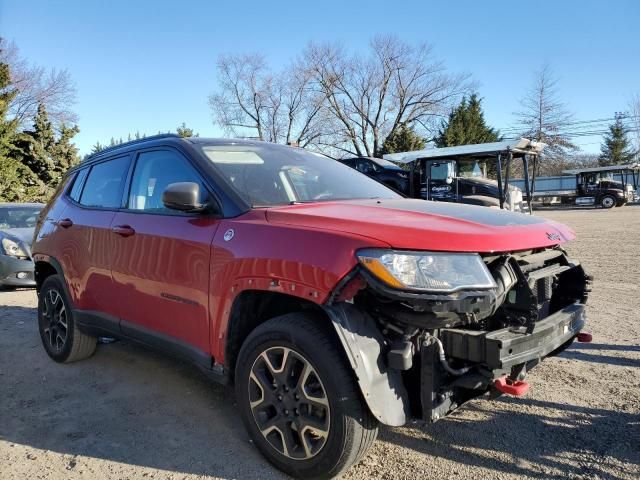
[38,275,96,363]
[235,312,378,479]
[600,195,616,209]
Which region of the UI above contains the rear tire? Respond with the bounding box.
[235,312,378,479]
[38,275,96,363]
[600,195,616,209]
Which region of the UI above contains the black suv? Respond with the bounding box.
[339,157,409,194]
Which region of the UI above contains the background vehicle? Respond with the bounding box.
[383,139,545,213]
[339,156,410,194]
[32,135,590,479]
[511,163,639,208]
[0,203,44,288]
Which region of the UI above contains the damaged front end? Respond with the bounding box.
[326,247,591,424]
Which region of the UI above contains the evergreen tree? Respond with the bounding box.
[51,124,81,175]
[21,103,58,185]
[378,124,425,156]
[176,122,198,138]
[599,115,636,166]
[0,61,44,201]
[17,104,80,197]
[0,61,19,158]
[91,141,105,154]
[435,94,500,147]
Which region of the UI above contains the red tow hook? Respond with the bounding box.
[577,332,593,343]
[494,376,530,396]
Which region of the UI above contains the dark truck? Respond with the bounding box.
[511,164,639,209]
[383,139,545,213]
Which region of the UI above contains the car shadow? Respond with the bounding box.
[532,206,604,212]
[0,304,286,479]
[560,349,640,368]
[380,397,639,479]
[2,302,638,479]
[572,342,640,353]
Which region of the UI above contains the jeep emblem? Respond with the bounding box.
[223,229,235,242]
[546,231,561,241]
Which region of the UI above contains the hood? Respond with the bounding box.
[0,227,35,246]
[458,176,520,191]
[265,198,574,253]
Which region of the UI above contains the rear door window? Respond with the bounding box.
[79,156,130,209]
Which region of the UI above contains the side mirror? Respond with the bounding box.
[162,182,207,212]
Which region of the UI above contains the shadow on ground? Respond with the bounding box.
[381,397,639,479]
[0,304,285,480]
[1,302,639,479]
[572,342,640,353]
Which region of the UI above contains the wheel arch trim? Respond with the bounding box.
[33,254,74,304]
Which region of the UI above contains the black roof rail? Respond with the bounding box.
[84,133,183,161]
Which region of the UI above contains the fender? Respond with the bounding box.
[323,302,410,426]
[33,254,72,299]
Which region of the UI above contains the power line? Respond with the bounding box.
[499,113,640,135]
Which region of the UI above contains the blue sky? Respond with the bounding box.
[2,0,638,154]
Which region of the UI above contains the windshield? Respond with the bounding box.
[0,206,42,229]
[201,145,400,207]
[428,161,455,180]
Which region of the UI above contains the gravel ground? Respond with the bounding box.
[1,206,639,480]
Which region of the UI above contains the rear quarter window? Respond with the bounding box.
[68,168,89,202]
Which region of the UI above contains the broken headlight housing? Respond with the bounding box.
[357,249,496,293]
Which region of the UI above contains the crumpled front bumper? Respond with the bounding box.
[0,255,36,287]
[440,301,586,373]
[421,301,587,422]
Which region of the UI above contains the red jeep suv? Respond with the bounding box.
[32,135,590,479]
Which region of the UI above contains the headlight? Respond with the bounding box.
[357,249,496,293]
[1,237,28,258]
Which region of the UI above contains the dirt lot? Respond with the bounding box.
[1,206,639,480]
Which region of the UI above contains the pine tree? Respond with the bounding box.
[599,115,636,166]
[176,122,198,138]
[51,124,81,175]
[22,103,58,185]
[17,104,80,196]
[0,61,19,158]
[91,141,105,154]
[435,94,500,147]
[379,124,425,156]
[0,61,44,201]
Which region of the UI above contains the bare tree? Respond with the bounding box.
[513,64,577,162]
[628,93,640,156]
[209,54,330,147]
[0,38,77,128]
[303,35,471,157]
[208,53,271,140]
[208,36,470,156]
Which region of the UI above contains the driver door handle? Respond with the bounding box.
[57,218,73,228]
[111,225,136,237]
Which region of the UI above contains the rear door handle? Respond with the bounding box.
[57,218,73,228]
[111,225,136,237]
